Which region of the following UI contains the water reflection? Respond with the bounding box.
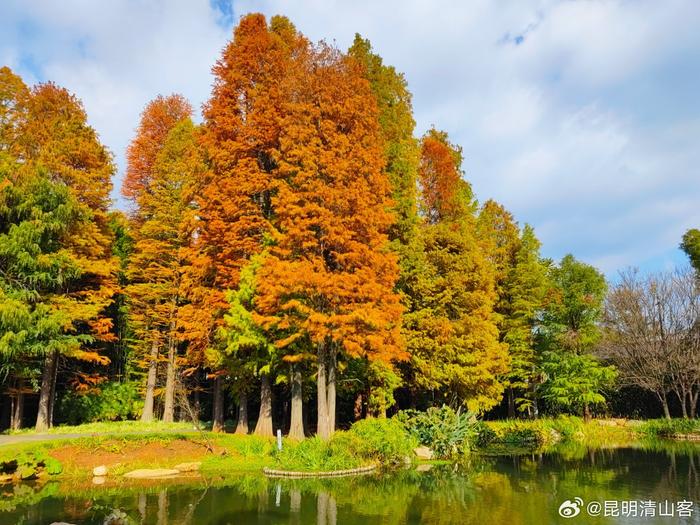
[3,445,700,524]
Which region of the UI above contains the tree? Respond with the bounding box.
[0,167,109,430]
[252,39,404,440]
[2,73,117,431]
[541,351,617,419]
[681,229,700,274]
[476,200,522,416]
[405,129,509,413]
[123,94,192,203]
[605,268,700,418]
[126,114,203,423]
[539,255,614,420]
[501,225,550,416]
[348,35,421,413]
[219,256,278,437]
[197,15,306,431]
[123,95,193,422]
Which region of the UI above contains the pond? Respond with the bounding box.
[3,443,700,524]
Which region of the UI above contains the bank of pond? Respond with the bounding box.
[2,416,700,523]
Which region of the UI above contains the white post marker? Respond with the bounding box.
[277,428,282,451]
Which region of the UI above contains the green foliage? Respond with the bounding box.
[346,417,417,463]
[476,420,551,449]
[542,254,607,353]
[275,417,416,471]
[0,169,93,369]
[681,228,700,273]
[0,447,62,479]
[639,418,700,438]
[541,352,617,414]
[218,255,277,377]
[501,225,550,409]
[58,382,143,424]
[398,406,477,458]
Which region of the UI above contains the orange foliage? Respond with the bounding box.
[419,129,467,224]
[123,94,192,202]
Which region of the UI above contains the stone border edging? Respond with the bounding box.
[263,464,377,478]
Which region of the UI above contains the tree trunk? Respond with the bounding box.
[48,349,59,425]
[162,333,177,423]
[289,365,304,440]
[327,347,336,434]
[659,392,671,420]
[35,350,58,431]
[690,391,699,419]
[235,391,249,434]
[317,346,329,440]
[254,374,273,436]
[212,375,224,432]
[11,380,24,431]
[507,387,516,419]
[141,339,159,422]
[583,402,592,423]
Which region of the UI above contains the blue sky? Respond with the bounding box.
[1,0,698,277]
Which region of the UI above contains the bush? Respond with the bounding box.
[345,417,417,464]
[59,382,143,425]
[398,406,477,459]
[274,417,416,471]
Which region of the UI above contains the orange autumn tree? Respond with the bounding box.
[253,41,405,440]
[198,14,305,435]
[123,95,196,423]
[6,74,117,430]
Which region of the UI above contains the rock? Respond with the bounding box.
[93,465,108,477]
[416,463,433,472]
[414,446,434,460]
[92,476,106,485]
[173,462,201,472]
[123,468,180,479]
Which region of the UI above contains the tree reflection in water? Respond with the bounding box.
[3,445,700,524]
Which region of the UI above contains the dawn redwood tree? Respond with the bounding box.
[476,200,521,416]
[22,81,116,431]
[1,68,116,430]
[253,41,404,440]
[122,94,192,422]
[348,35,421,413]
[501,225,550,416]
[405,129,509,413]
[0,169,104,430]
[219,257,278,437]
[126,113,204,424]
[197,14,305,434]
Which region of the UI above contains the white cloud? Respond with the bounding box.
[1,0,699,276]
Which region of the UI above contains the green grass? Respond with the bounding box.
[0,418,417,479]
[5,420,198,435]
[476,416,639,452]
[638,418,700,438]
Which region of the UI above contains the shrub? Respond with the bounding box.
[398,406,477,459]
[345,417,417,464]
[59,382,143,424]
[274,417,416,471]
